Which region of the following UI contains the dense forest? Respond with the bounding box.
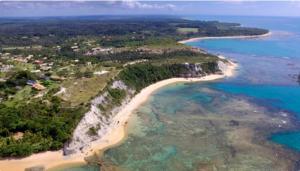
[0,92,86,157]
[119,62,219,91]
[0,16,268,47]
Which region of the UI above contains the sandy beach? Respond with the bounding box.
[0,60,237,171]
[178,32,271,44]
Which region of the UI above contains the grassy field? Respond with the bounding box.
[12,61,36,71]
[4,86,33,107]
[60,69,120,106]
[150,55,219,66]
[143,37,184,48]
[177,27,199,34]
[2,45,42,50]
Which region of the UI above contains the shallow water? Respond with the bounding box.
[54,165,99,171]
[99,83,292,171]
[58,16,300,170]
[186,15,300,152]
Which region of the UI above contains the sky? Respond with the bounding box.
[1,1,300,17]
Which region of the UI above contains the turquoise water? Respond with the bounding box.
[99,83,290,170]
[189,38,300,59]
[58,16,300,170]
[212,83,300,116]
[271,132,300,151]
[186,15,300,151]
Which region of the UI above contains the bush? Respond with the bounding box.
[107,88,126,105]
[87,127,98,136]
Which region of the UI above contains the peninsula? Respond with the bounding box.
[0,16,267,171]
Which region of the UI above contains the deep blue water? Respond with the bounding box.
[186,15,300,152]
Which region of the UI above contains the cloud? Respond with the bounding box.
[120,0,176,10]
[0,0,176,11]
[0,1,178,17]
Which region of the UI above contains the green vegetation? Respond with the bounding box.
[0,16,268,48]
[87,127,98,136]
[60,69,119,106]
[177,27,199,34]
[0,71,37,99]
[119,64,174,91]
[119,62,219,92]
[0,16,268,157]
[107,88,127,105]
[0,97,86,157]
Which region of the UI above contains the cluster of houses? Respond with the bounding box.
[0,52,11,59]
[26,80,46,91]
[34,60,54,72]
[85,47,113,56]
[1,52,54,73]
[10,54,34,63]
[0,53,55,91]
[0,63,14,73]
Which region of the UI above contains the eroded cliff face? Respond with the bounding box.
[64,61,225,155]
[64,81,135,155]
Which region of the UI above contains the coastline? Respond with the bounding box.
[178,32,271,44]
[0,60,237,171]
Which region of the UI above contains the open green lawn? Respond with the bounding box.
[150,54,219,66]
[177,27,199,34]
[13,62,36,71]
[4,86,33,107]
[60,69,120,106]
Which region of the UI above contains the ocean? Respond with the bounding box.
[57,16,300,171]
[186,15,300,151]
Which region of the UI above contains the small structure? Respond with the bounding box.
[50,75,65,81]
[40,66,52,71]
[85,47,113,56]
[71,46,78,49]
[34,60,43,65]
[26,55,34,60]
[12,132,24,140]
[31,70,41,73]
[26,80,36,85]
[14,57,28,63]
[71,46,79,52]
[0,64,14,72]
[26,80,46,90]
[93,70,109,75]
[32,83,46,90]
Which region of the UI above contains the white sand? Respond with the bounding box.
[0,60,237,171]
[178,32,271,44]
